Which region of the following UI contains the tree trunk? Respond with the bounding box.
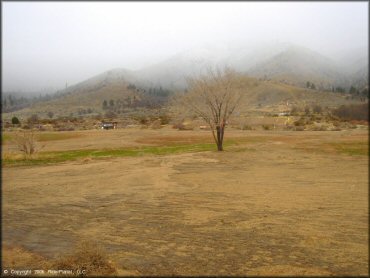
[220,124,225,148]
[216,126,224,151]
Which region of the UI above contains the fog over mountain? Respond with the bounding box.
[54,41,365,94]
[2,2,368,93]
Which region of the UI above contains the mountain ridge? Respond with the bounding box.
[2,41,368,118]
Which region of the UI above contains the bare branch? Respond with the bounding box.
[175,66,248,151]
[12,130,44,159]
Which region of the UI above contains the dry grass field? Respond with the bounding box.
[2,127,368,276]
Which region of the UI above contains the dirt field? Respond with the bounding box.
[2,128,368,276]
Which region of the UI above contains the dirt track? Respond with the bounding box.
[2,129,368,275]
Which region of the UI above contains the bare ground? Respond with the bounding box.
[2,128,368,276]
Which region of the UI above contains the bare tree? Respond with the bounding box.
[177,67,246,151]
[47,111,54,119]
[12,130,44,158]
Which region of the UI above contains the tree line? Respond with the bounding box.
[305,80,368,99]
[2,94,52,113]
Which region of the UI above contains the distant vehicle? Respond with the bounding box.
[276,112,290,116]
[101,121,117,130]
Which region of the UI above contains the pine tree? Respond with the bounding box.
[12,116,20,125]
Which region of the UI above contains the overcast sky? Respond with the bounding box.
[2,1,368,92]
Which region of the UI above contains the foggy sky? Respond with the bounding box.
[2,1,368,92]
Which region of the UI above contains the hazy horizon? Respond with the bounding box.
[2,1,368,93]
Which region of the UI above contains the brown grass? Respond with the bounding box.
[136,135,214,145]
[2,128,368,276]
[2,245,52,269]
[53,241,117,276]
[3,242,118,276]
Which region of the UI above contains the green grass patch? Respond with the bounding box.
[2,143,222,167]
[328,142,369,156]
[2,135,265,167]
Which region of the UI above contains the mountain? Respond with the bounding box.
[227,41,295,71]
[5,74,364,120]
[3,41,368,119]
[350,65,369,89]
[39,42,367,93]
[7,68,142,118]
[60,68,137,95]
[130,42,294,89]
[246,45,349,89]
[133,46,231,89]
[339,46,369,89]
[132,42,367,90]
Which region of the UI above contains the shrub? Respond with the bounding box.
[242,124,253,130]
[138,116,148,125]
[173,123,185,130]
[262,125,273,130]
[12,131,44,158]
[312,104,323,114]
[290,106,299,115]
[40,119,52,125]
[312,125,327,131]
[150,120,162,129]
[53,241,117,276]
[12,116,20,125]
[4,122,12,128]
[173,123,193,130]
[294,126,305,131]
[47,111,54,119]
[306,119,314,125]
[67,117,78,123]
[332,104,368,121]
[27,114,39,125]
[294,117,306,126]
[159,114,171,125]
[332,121,340,127]
[310,114,319,122]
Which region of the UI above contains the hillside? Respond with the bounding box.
[7,69,141,119]
[247,46,348,89]
[132,42,367,91]
[3,42,368,100]
[3,42,368,120]
[4,71,364,121]
[237,79,364,113]
[350,65,369,89]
